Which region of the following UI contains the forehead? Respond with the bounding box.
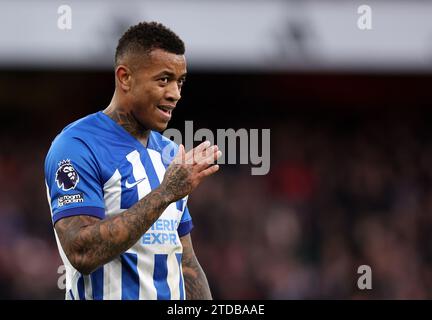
[140,49,186,75]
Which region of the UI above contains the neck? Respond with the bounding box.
[104,95,150,146]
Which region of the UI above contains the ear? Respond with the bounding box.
[115,65,132,92]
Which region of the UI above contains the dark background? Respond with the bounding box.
[1,70,432,298]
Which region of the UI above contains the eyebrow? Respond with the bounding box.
[155,70,187,78]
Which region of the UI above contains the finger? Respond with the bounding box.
[193,145,218,164]
[173,144,186,164]
[185,141,212,164]
[202,148,222,164]
[196,150,222,171]
[190,140,211,157]
[198,164,220,179]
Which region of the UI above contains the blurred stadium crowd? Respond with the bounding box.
[1,72,432,299]
[192,111,432,299]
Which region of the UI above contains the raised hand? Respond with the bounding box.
[160,141,222,203]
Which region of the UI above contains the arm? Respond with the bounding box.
[180,233,212,300]
[55,142,221,275]
[55,187,171,275]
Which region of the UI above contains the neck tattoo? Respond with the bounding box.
[105,109,150,146]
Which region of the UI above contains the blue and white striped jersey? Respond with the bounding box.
[44,111,192,300]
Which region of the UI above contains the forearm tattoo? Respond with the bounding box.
[181,236,212,300]
[55,187,171,274]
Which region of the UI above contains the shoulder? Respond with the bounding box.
[45,113,102,170]
[49,112,101,144]
[59,112,104,140]
[44,135,94,178]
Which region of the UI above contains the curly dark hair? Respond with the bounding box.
[115,21,185,66]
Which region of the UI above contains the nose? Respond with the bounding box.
[165,82,181,102]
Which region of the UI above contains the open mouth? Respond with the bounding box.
[157,105,173,118]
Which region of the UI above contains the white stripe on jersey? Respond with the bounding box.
[53,229,76,300]
[137,245,157,300]
[71,270,80,300]
[167,251,181,299]
[103,259,122,300]
[126,150,152,200]
[84,275,93,300]
[103,169,122,216]
[148,149,165,182]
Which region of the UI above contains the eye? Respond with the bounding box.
[159,77,169,84]
[178,78,186,87]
